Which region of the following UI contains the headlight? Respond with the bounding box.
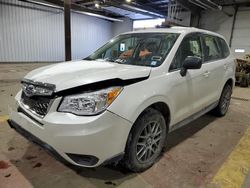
[58,87,123,115]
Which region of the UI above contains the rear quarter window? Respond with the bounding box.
[218,37,230,58]
[203,35,222,62]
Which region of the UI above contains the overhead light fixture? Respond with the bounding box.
[95,3,100,8]
[235,49,245,53]
[74,11,123,22]
[126,0,132,3]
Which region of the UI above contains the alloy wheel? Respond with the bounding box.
[221,89,231,114]
[136,121,163,163]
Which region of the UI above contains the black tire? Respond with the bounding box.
[212,84,232,117]
[123,108,167,172]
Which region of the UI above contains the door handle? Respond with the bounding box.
[203,71,210,77]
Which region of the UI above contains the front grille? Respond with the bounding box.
[21,92,51,117]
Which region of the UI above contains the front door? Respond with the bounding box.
[168,33,206,125]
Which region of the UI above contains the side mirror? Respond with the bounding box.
[180,56,202,77]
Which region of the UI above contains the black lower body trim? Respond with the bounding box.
[101,152,124,166]
[66,153,99,166]
[7,119,67,165]
[170,101,219,132]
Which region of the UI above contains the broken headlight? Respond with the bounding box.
[58,87,123,115]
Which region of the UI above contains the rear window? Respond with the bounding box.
[218,37,230,58]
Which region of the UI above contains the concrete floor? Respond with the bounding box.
[0,63,250,188]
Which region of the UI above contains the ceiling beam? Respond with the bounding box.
[145,0,169,5]
[75,0,95,4]
[105,0,166,18]
[176,0,201,14]
[127,0,167,16]
[222,2,250,7]
[44,0,120,18]
[146,0,168,8]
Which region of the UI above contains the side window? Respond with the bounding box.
[203,35,221,62]
[218,37,230,58]
[169,34,202,71]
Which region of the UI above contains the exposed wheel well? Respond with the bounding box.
[147,102,170,132]
[130,102,170,134]
[225,78,234,88]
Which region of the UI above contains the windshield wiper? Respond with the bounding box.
[114,58,127,64]
[83,57,91,60]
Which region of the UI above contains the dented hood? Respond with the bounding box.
[24,60,151,91]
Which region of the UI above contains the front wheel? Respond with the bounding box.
[123,108,167,172]
[212,84,232,117]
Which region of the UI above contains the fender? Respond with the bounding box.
[130,95,173,124]
[220,57,236,94]
[109,93,173,126]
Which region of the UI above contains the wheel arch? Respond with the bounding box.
[129,100,171,136]
[217,78,234,101]
[148,102,171,132]
[122,101,171,171]
[124,101,171,159]
[225,78,234,88]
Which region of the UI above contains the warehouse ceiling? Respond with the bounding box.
[73,0,173,19]
[21,0,250,21]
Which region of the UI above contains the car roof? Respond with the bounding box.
[123,27,225,39]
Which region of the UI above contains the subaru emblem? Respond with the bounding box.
[24,85,36,97]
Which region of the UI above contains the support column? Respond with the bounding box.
[229,5,238,47]
[64,0,71,61]
[190,13,200,27]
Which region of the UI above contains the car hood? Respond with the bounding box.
[24,60,151,91]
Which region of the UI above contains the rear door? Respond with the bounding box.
[198,34,226,108]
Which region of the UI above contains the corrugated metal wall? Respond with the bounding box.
[199,6,234,43]
[0,0,114,62]
[71,12,113,60]
[200,6,250,58]
[112,17,133,36]
[231,7,250,57]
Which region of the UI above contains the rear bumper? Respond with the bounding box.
[8,106,132,167]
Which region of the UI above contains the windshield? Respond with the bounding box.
[85,33,180,67]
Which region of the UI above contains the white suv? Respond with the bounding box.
[8,27,235,172]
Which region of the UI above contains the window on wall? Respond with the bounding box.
[203,35,221,62]
[169,34,202,71]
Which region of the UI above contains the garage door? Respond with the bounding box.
[231,7,250,57]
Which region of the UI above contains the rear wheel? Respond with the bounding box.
[212,84,232,117]
[123,108,167,172]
